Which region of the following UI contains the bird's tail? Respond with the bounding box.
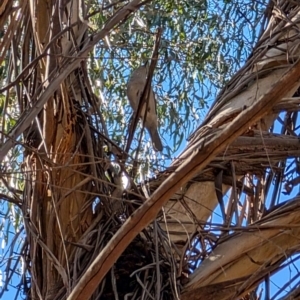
[148,128,163,151]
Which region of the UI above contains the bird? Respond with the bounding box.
[127,62,163,151]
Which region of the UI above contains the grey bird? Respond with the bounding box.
[127,63,163,151]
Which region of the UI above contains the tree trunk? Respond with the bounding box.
[24,1,95,298]
[2,1,300,300]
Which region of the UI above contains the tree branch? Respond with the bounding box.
[67,57,300,300]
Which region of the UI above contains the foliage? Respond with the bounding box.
[91,0,268,163]
[0,0,274,299]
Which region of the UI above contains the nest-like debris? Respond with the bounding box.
[50,208,180,300]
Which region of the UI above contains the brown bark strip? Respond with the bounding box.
[67,60,300,300]
[0,0,9,16]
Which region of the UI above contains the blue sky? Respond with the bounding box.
[2,0,300,299]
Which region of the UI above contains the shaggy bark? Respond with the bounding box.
[23,1,94,297]
[2,1,300,300]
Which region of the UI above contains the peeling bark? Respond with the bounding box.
[24,1,94,297]
[182,197,300,299]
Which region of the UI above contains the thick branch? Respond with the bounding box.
[67,57,300,300]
